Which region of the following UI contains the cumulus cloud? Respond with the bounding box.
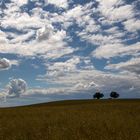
[7,79,27,98]
[38,56,95,83]
[11,0,28,6]
[0,58,19,70]
[0,89,7,102]
[97,0,134,22]
[9,30,35,44]
[92,42,140,59]
[0,58,11,70]
[123,18,140,32]
[36,25,54,41]
[105,57,140,76]
[0,31,8,44]
[47,0,69,9]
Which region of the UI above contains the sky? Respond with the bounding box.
[0,0,140,106]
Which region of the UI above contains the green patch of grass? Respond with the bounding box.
[0,99,140,140]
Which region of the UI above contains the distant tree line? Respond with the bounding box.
[93,91,119,99]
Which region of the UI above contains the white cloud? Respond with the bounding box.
[93,42,140,59]
[1,12,44,30]
[9,30,35,44]
[0,58,20,70]
[7,79,27,98]
[44,56,81,79]
[105,57,140,76]
[11,0,28,6]
[0,58,11,70]
[65,2,98,29]
[123,18,140,32]
[97,0,134,22]
[97,0,124,8]
[0,31,8,44]
[47,0,69,9]
[36,24,54,41]
[10,60,20,66]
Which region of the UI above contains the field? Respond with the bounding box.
[0,99,140,140]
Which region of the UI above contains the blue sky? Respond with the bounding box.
[0,0,140,106]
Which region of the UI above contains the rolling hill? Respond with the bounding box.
[0,99,140,140]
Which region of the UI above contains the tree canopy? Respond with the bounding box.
[110,91,119,99]
[93,92,104,99]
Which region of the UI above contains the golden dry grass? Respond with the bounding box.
[0,99,140,140]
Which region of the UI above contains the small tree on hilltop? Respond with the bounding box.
[93,92,104,99]
[110,91,119,99]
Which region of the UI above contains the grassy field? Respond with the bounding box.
[0,99,140,140]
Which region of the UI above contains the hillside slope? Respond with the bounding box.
[0,99,140,140]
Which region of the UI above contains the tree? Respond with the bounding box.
[110,91,119,99]
[93,92,104,99]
